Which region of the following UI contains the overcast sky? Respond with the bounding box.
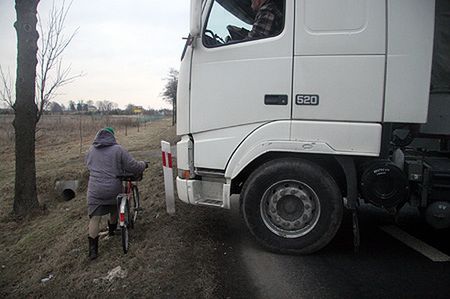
[0,0,190,109]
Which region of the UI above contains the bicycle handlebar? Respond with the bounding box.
[117,173,143,182]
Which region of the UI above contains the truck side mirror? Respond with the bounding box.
[190,0,202,36]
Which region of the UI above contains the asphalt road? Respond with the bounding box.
[216,197,450,299]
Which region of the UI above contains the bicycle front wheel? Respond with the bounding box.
[132,185,140,225]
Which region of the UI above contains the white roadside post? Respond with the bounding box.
[161,141,175,214]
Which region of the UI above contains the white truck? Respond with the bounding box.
[169,0,450,254]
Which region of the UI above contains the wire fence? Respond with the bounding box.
[0,113,165,149]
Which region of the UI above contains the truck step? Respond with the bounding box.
[196,198,223,207]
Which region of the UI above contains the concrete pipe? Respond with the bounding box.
[55,180,79,201]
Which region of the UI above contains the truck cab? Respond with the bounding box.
[173,0,450,253]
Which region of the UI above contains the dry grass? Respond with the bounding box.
[0,117,225,298]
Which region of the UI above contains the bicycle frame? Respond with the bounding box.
[118,195,128,227]
[118,180,134,227]
[116,172,144,254]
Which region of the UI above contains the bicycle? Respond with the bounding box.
[116,173,142,254]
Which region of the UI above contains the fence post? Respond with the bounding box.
[79,114,83,155]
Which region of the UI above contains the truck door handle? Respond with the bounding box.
[264,94,288,105]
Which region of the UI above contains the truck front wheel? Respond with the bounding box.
[241,158,343,254]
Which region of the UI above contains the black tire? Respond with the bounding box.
[121,226,129,254]
[241,158,343,254]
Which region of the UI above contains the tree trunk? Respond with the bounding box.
[13,0,40,216]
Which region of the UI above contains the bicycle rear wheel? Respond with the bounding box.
[121,226,129,254]
[131,185,140,225]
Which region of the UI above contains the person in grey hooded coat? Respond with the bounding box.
[85,127,147,260]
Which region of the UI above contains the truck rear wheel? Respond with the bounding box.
[241,158,343,254]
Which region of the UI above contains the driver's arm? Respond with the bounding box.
[227,25,250,41]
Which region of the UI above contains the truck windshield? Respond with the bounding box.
[204,0,253,46]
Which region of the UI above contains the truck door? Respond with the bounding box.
[190,0,294,133]
[292,0,386,123]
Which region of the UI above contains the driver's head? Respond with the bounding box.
[251,0,266,12]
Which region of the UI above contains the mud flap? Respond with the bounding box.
[336,156,360,253]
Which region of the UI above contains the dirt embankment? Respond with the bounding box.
[0,118,243,298]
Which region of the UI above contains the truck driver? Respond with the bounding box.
[248,0,283,38]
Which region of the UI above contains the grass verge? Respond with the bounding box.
[0,118,227,298]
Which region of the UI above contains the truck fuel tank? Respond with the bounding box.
[359,160,409,209]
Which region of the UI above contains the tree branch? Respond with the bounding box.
[0,66,15,110]
[35,0,82,122]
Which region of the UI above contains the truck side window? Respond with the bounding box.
[203,0,285,47]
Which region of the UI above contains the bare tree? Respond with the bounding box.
[96,100,117,127]
[1,0,80,114]
[36,0,80,121]
[161,68,178,126]
[125,103,137,114]
[3,0,79,216]
[49,101,63,113]
[96,100,117,113]
[68,100,75,111]
[13,0,41,216]
[0,66,14,109]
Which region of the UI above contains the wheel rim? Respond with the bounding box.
[260,180,321,238]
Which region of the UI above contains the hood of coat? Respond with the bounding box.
[92,129,117,148]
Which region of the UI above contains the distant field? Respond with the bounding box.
[0,113,164,149]
[0,113,175,210]
[0,113,165,209]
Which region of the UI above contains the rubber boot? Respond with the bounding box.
[108,221,117,236]
[88,236,99,260]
